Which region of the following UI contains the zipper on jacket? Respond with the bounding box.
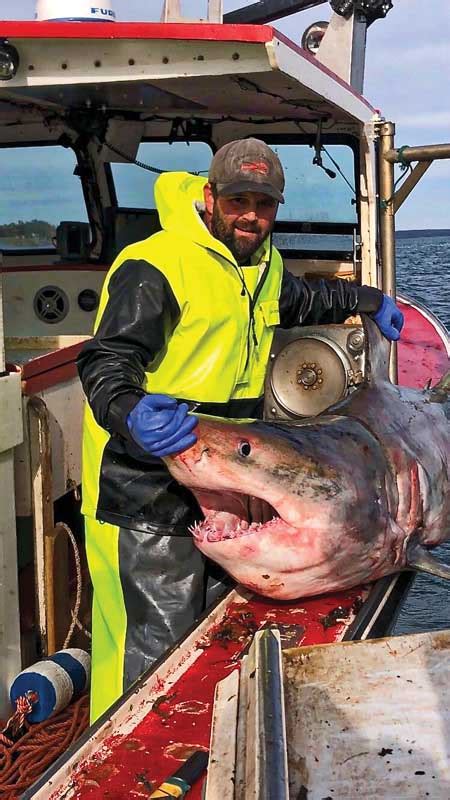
[242,235,273,371]
[207,236,273,373]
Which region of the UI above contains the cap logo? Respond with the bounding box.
[240,161,269,176]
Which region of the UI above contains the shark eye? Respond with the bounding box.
[238,440,251,457]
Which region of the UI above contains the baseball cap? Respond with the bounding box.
[208,138,285,203]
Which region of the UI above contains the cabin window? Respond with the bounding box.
[273,143,357,224]
[108,137,357,259]
[0,145,88,251]
[111,140,212,208]
[267,140,358,257]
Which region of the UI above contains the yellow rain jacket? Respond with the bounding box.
[78,172,284,534]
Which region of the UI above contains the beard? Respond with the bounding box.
[211,205,268,264]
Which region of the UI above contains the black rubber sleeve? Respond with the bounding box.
[77,259,180,437]
[278,268,383,328]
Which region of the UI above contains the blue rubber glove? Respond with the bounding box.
[372,294,404,341]
[126,393,198,457]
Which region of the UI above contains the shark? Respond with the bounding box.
[165,317,450,600]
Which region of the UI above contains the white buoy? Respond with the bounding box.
[9,649,91,723]
[35,0,116,22]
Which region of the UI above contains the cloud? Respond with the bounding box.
[421,161,450,180]
[397,111,450,130]
[370,42,449,69]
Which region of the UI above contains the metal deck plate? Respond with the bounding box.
[283,629,450,798]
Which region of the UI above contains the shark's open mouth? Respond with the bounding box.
[189,489,279,543]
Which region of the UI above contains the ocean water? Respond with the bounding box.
[393,235,450,635]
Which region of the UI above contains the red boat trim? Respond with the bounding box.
[7,341,86,394]
[9,340,85,379]
[0,21,274,41]
[21,362,78,394]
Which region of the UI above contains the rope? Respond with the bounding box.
[57,522,91,647]
[0,692,38,746]
[0,693,89,798]
[396,145,410,168]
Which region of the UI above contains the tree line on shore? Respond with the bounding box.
[0,220,55,239]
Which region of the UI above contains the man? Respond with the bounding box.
[77,138,403,721]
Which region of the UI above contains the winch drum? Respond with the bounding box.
[264,324,365,419]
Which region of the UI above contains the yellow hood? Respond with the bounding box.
[153,171,230,257]
[153,170,272,266]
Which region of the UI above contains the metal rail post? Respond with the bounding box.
[384,142,450,163]
[161,0,223,22]
[378,121,398,383]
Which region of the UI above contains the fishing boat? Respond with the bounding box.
[0,0,448,796]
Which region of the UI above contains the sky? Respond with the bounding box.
[2,0,450,229]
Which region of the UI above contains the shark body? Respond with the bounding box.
[165,318,450,600]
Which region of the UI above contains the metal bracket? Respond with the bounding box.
[364,118,383,142]
[330,0,393,24]
[393,161,432,213]
[161,0,223,23]
[313,1,392,91]
[168,117,212,143]
[315,11,368,93]
[352,229,362,272]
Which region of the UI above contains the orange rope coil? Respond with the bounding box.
[0,693,89,798]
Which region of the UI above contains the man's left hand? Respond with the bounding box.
[372,294,404,341]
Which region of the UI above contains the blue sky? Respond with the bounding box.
[3,0,450,229]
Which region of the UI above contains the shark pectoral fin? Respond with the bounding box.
[361,314,391,385]
[429,371,450,411]
[434,371,450,392]
[406,540,450,580]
